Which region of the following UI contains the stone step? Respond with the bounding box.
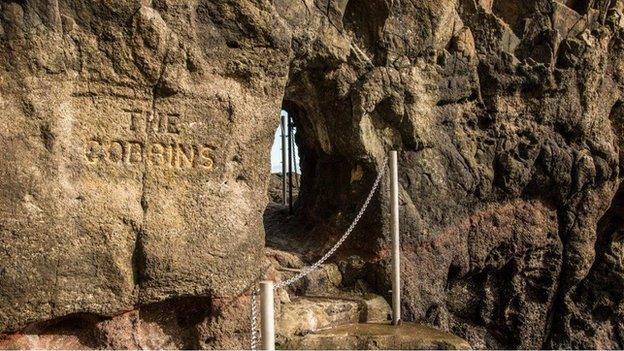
[281,322,472,350]
[275,293,392,346]
[276,297,360,341]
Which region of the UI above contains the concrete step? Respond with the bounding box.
[281,322,472,350]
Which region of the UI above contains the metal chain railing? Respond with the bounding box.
[250,287,259,350]
[250,159,388,350]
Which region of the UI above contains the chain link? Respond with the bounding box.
[250,287,259,350]
[250,159,388,350]
[274,160,388,289]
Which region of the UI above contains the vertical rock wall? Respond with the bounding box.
[0,0,290,346]
[277,0,624,349]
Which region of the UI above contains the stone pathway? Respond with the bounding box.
[267,248,471,350]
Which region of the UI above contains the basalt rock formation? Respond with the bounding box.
[1,0,624,349]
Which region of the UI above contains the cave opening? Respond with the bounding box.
[263,97,386,271]
[268,109,301,208]
[264,101,318,253]
[259,91,396,327]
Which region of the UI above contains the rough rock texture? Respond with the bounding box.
[268,172,299,203]
[1,0,624,349]
[0,0,288,347]
[0,296,249,349]
[277,0,624,349]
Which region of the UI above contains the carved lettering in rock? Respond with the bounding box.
[125,109,180,134]
[84,109,215,172]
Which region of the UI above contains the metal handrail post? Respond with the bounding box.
[287,116,293,213]
[390,150,401,325]
[281,115,287,206]
[260,281,275,350]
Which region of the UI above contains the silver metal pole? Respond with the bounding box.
[287,116,293,213]
[390,150,401,325]
[260,281,275,350]
[281,115,287,206]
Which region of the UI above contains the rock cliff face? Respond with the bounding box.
[1,0,623,349]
